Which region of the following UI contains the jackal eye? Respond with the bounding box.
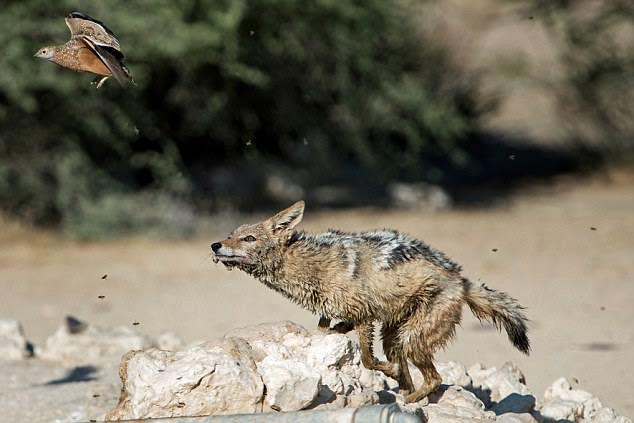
[242,235,256,242]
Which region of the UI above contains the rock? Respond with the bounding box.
[96,321,632,422]
[423,385,494,422]
[196,337,259,372]
[357,366,398,392]
[544,376,593,404]
[227,321,310,344]
[436,385,486,411]
[539,378,632,423]
[0,319,32,360]
[305,334,354,369]
[437,361,472,387]
[388,182,452,211]
[106,344,264,420]
[257,356,320,412]
[468,362,532,404]
[545,377,590,402]
[539,398,580,421]
[346,390,380,408]
[584,404,632,423]
[227,321,310,362]
[156,332,184,351]
[495,412,538,423]
[39,316,153,364]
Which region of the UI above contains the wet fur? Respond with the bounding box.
[212,201,530,402]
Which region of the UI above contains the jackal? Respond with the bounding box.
[211,201,530,402]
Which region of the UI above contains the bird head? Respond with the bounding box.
[34,46,55,60]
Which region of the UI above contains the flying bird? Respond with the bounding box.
[34,12,132,89]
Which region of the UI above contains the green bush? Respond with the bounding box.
[0,0,489,235]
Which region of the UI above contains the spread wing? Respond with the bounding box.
[65,12,121,52]
[80,36,131,86]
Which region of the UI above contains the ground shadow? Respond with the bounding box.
[44,365,98,385]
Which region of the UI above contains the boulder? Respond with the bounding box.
[106,343,264,420]
[257,356,321,411]
[468,362,532,405]
[39,316,153,364]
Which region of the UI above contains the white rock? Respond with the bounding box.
[0,319,32,360]
[257,356,320,412]
[227,321,310,344]
[420,386,493,422]
[436,385,486,411]
[357,366,397,392]
[495,412,538,423]
[305,334,354,369]
[227,321,310,362]
[437,361,472,387]
[540,398,581,421]
[346,390,380,408]
[544,377,593,403]
[468,362,532,403]
[424,403,495,422]
[106,343,264,420]
[39,317,153,364]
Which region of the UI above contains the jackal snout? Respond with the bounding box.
[211,201,306,268]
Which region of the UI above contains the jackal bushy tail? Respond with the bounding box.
[464,279,530,354]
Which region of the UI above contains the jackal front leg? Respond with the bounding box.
[357,322,400,379]
[317,316,354,334]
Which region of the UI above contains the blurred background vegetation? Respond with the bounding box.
[0,0,632,239]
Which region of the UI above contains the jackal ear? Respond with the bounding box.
[267,200,305,233]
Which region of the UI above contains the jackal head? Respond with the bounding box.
[210,201,305,272]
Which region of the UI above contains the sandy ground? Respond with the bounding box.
[1,173,633,420]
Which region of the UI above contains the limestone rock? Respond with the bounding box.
[468,362,532,404]
[423,385,494,422]
[540,377,632,423]
[257,356,320,412]
[39,316,153,364]
[106,344,264,420]
[495,412,538,423]
[540,398,580,421]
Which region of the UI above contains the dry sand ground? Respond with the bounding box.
[1,172,633,418]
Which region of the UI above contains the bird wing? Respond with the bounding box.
[75,39,112,76]
[65,12,121,52]
[79,36,131,86]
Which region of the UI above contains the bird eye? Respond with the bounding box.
[42,50,47,54]
[242,235,257,242]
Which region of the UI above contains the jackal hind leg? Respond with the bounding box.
[405,353,442,403]
[402,298,461,402]
[382,323,415,394]
[357,321,399,379]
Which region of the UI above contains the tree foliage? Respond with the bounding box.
[0,0,488,236]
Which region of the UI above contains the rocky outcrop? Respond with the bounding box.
[4,318,630,423]
[104,321,631,422]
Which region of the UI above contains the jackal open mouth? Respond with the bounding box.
[213,254,249,267]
